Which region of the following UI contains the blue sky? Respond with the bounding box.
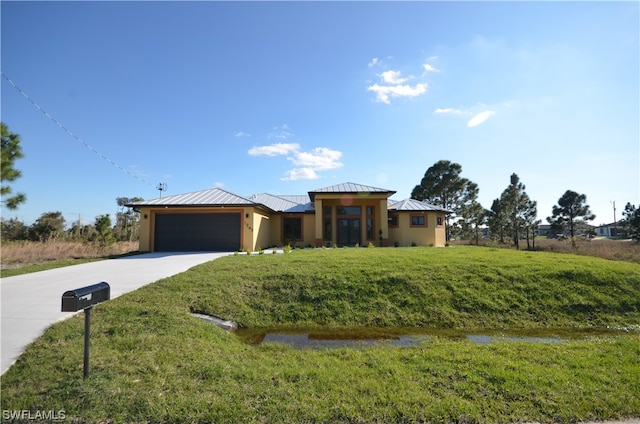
[2,1,638,228]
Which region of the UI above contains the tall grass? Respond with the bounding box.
[0,241,139,275]
[535,238,640,263]
[2,247,639,423]
[453,237,640,264]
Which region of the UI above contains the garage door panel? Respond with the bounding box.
[154,213,240,251]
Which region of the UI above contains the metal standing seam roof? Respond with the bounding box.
[249,194,315,213]
[308,182,396,201]
[276,195,312,205]
[128,188,257,207]
[127,183,446,213]
[249,194,297,212]
[389,198,452,213]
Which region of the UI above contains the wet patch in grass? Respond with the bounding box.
[235,326,629,348]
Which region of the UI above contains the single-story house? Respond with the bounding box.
[127,182,450,252]
[536,224,554,237]
[595,222,622,238]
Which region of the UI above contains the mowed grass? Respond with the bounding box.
[2,247,639,423]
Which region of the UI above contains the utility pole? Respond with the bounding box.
[612,201,617,238]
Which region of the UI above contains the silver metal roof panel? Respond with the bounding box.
[277,194,311,204]
[248,193,314,213]
[308,182,395,200]
[389,198,452,212]
[249,193,299,212]
[130,188,256,207]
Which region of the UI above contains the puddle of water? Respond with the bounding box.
[259,333,430,348]
[235,327,622,349]
[466,334,562,344]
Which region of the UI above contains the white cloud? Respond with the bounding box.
[248,142,300,157]
[367,83,427,104]
[282,168,319,181]
[367,58,432,104]
[423,63,439,73]
[467,111,496,127]
[287,148,343,181]
[214,181,225,188]
[433,107,464,115]
[248,139,343,181]
[268,124,294,140]
[234,131,251,138]
[290,147,343,171]
[379,70,407,84]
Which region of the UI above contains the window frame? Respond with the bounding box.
[366,206,375,240]
[410,214,427,227]
[282,216,303,241]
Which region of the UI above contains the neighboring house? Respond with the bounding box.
[128,182,450,252]
[537,224,554,237]
[537,224,596,238]
[595,222,622,238]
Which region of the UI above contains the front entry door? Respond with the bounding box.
[337,218,361,246]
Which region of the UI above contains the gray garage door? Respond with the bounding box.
[154,213,241,252]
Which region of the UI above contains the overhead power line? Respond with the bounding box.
[1,71,156,189]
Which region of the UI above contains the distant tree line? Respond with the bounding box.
[2,123,639,247]
[412,160,640,246]
[1,123,144,246]
[1,196,142,245]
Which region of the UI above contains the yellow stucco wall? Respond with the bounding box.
[136,205,446,252]
[138,207,151,252]
[312,193,391,247]
[388,212,446,247]
[272,213,315,248]
[137,207,252,252]
[251,211,272,251]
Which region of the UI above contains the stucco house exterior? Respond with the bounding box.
[128,182,450,252]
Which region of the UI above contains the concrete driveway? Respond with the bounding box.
[1,251,229,375]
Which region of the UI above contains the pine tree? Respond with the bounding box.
[411,160,478,241]
[498,173,536,249]
[622,203,640,242]
[548,190,595,238]
[1,122,27,210]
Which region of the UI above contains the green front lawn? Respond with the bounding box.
[2,247,639,423]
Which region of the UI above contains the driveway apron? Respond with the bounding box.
[1,252,228,374]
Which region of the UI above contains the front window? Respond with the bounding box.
[324,207,332,240]
[411,215,426,227]
[388,215,398,228]
[283,217,302,241]
[366,206,375,240]
[336,206,361,216]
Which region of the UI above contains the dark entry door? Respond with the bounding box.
[154,213,241,251]
[337,218,361,246]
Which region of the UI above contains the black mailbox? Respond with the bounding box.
[61,282,110,312]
